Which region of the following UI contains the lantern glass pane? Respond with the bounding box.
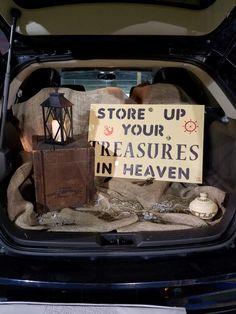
[41,93,74,145]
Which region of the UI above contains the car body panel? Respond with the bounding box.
[0,252,236,312]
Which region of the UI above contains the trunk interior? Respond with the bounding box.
[1,61,236,254]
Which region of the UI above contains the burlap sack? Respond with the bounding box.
[15,208,46,230]
[130,83,194,104]
[106,178,169,209]
[9,162,226,231]
[39,208,139,232]
[117,221,191,232]
[156,213,207,227]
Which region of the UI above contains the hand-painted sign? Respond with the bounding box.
[88,104,205,183]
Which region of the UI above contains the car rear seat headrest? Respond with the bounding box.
[130,83,194,104]
[60,84,86,91]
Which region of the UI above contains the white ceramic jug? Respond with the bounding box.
[189,192,218,220]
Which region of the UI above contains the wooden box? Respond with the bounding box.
[32,136,95,211]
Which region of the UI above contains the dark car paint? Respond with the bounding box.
[1,250,236,312]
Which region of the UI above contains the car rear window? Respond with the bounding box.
[60,70,153,95]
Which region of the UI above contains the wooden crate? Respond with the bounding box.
[32,136,95,211]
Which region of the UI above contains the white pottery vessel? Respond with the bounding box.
[189,192,218,220]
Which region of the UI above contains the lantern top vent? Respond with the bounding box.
[41,92,73,108]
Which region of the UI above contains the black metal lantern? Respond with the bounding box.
[41,92,73,145]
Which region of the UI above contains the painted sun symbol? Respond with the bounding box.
[183,119,199,134]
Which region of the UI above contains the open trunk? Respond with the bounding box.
[0,59,236,256]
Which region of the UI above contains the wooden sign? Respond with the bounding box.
[88,104,205,183]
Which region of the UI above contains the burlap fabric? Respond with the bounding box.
[8,162,226,232]
[12,87,134,152]
[130,83,194,104]
[100,178,169,209]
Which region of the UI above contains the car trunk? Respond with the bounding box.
[0,1,235,256]
[0,60,235,255]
